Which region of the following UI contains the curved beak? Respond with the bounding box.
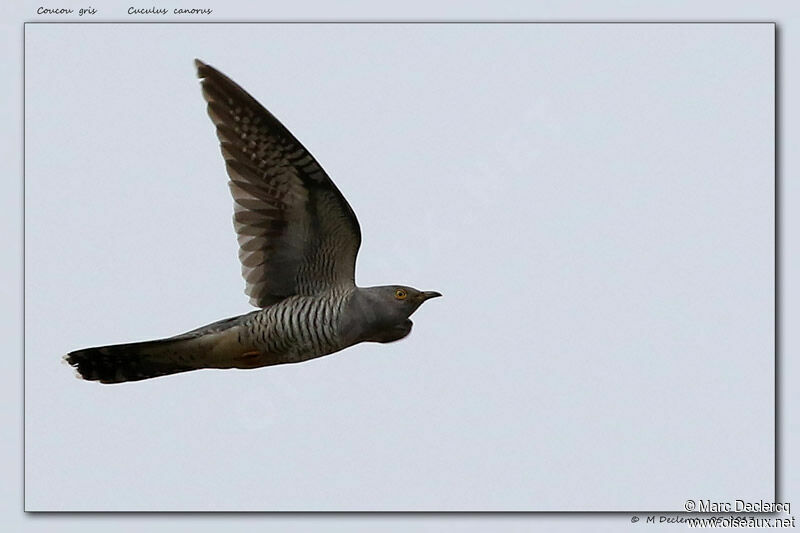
[420,291,443,302]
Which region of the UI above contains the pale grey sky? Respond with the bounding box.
[24,22,773,511]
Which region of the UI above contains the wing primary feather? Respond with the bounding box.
[196,59,362,307]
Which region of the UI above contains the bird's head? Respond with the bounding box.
[347,285,442,343]
[371,285,442,319]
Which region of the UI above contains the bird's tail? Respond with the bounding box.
[65,315,256,384]
[65,337,208,384]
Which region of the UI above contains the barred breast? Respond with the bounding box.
[243,287,355,363]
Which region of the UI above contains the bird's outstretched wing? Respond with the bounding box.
[196,60,362,307]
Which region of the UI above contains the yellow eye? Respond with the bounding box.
[394,288,407,300]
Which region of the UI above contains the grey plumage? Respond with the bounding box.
[64,60,441,384]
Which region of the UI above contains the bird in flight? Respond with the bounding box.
[65,59,442,384]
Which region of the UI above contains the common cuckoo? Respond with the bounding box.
[65,60,441,384]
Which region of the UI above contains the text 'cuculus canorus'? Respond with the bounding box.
[64,59,442,384]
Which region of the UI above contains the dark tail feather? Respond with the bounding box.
[64,337,204,384]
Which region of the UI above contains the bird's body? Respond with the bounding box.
[65,62,441,384]
[242,286,356,364]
